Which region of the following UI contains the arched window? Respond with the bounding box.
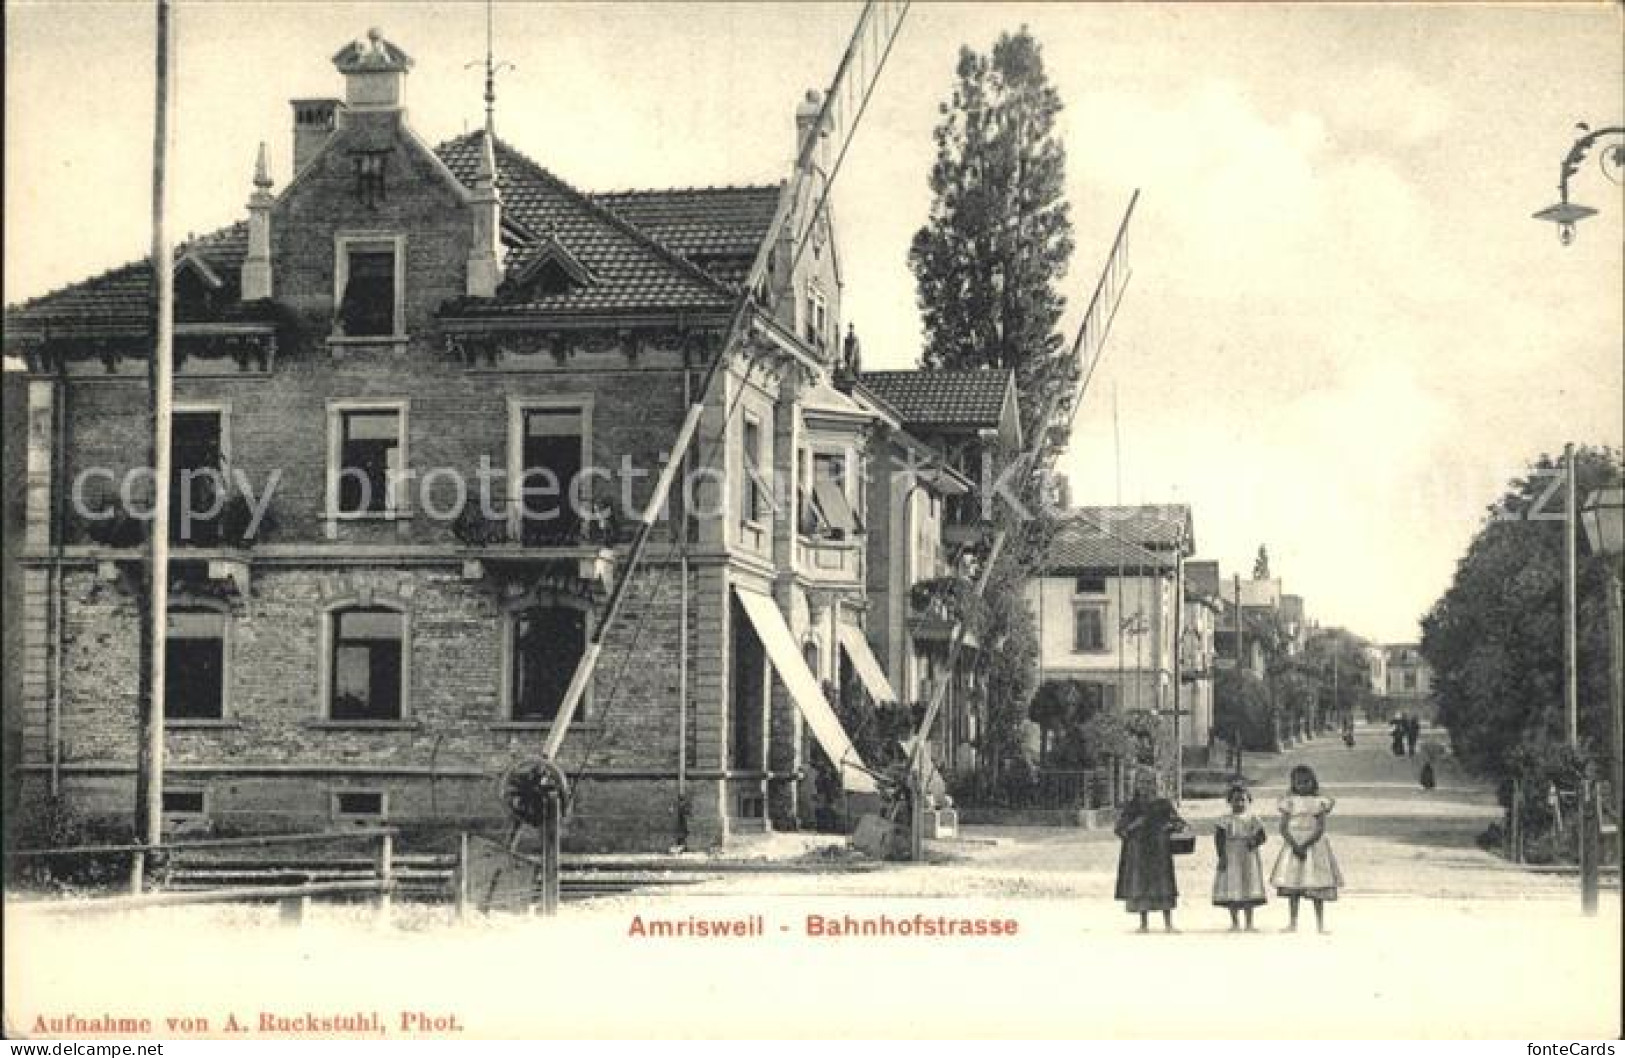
[509,604,588,722]
[166,606,228,721]
[329,606,405,721]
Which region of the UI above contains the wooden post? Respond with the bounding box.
[1580,779,1599,914]
[539,793,561,916]
[278,894,306,926]
[455,832,470,922]
[1511,779,1524,864]
[136,0,177,892]
[374,832,394,921]
[128,849,145,895]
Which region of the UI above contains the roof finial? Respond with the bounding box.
[467,0,515,137]
[253,142,272,189]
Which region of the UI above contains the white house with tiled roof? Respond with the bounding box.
[1027,505,1210,762]
[2,29,947,852]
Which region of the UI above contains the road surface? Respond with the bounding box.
[5,723,1620,1038]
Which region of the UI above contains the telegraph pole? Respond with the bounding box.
[136,0,176,892]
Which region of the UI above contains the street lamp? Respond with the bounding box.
[1580,487,1624,880]
[1532,123,1624,245]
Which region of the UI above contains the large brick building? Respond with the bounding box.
[2,30,953,851]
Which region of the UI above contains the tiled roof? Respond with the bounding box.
[1043,518,1173,573]
[1185,559,1222,598]
[1064,505,1191,549]
[435,132,736,318]
[857,369,1013,428]
[5,224,265,332]
[591,186,781,288]
[6,132,754,333]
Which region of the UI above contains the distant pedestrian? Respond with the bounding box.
[1213,782,1268,931]
[1114,768,1185,933]
[1271,764,1344,933]
[1389,717,1406,757]
[1419,760,1436,791]
[1404,715,1420,758]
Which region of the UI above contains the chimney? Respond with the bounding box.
[289,98,343,176]
[241,143,274,301]
[332,28,413,111]
[465,129,503,298]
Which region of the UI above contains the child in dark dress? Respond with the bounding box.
[1114,769,1186,933]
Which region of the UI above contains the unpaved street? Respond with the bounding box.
[6,725,1620,1039]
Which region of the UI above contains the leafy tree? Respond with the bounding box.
[1253,545,1271,580]
[968,552,1040,781]
[1421,447,1622,850]
[909,25,1075,442]
[910,26,1079,789]
[1215,667,1274,752]
[1302,627,1374,730]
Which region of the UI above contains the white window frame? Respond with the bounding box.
[1073,602,1110,655]
[164,598,234,725]
[506,396,595,541]
[497,591,595,726]
[740,411,770,531]
[326,400,409,532]
[317,597,413,725]
[806,443,862,537]
[804,284,828,351]
[331,232,407,342]
[171,402,233,469]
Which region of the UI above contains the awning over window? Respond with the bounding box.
[732,588,877,794]
[836,622,898,705]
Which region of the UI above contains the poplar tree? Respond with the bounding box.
[909,26,1075,441]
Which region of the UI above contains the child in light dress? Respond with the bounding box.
[1270,764,1344,933]
[1212,782,1268,931]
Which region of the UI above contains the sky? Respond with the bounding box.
[5,1,1622,643]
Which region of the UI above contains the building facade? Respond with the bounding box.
[1383,643,1436,722]
[2,31,942,851]
[1027,506,1197,760]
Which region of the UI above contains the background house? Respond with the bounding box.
[1027,505,1196,766]
[1383,643,1436,723]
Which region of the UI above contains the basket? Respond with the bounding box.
[1168,828,1197,856]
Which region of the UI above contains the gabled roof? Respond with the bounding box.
[1043,518,1173,574]
[857,369,1016,429]
[4,223,272,334]
[1066,504,1193,551]
[1041,504,1196,575]
[435,132,736,319]
[6,129,767,336]
[591,186,781,288]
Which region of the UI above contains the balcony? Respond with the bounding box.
[795,534,864,585]
[907,576,978,650]
[453,497,618,596]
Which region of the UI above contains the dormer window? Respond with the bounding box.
[334,234,405,339]
[534,259,575,297]
[510,237,594,300]
[174,252,224,318]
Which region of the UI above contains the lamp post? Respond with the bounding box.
[1580,486,1624,890]
[1532,124,1623,245]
